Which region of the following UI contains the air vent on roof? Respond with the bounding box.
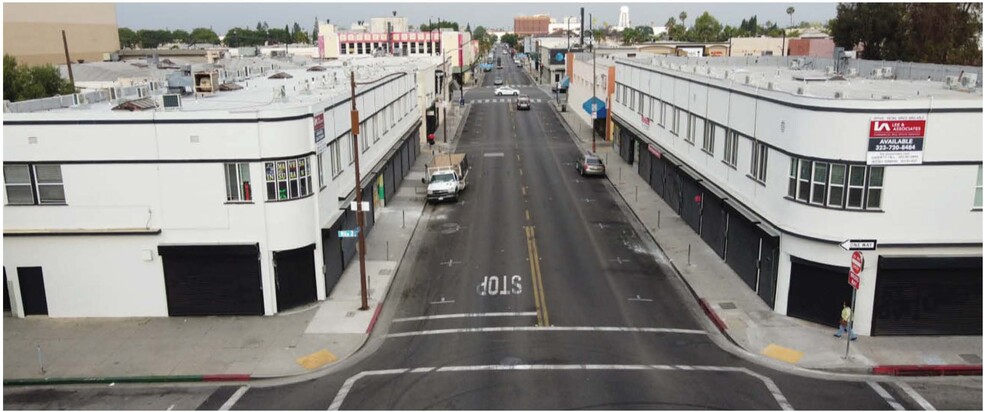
[847,68,858,77]
[268,72,293,79]
[161,94,182,109]
[72,93,85,106]
[945,75,960,88]
[796,87,805,95]
[834,91,845,99]
[744,75,751,85]
[959,73,978,88]
[767,82,775,90]
[194,71,217,94]
[307,66,328,72]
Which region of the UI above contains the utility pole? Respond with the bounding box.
[591,13,596,153]
[61,30,75,90]
[440,28,448,143]
[349,71,369,311]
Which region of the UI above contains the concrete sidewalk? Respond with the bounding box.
[2,107,471,384]
[552,107,983,376]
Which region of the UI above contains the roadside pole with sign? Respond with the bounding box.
[845,250,864,358]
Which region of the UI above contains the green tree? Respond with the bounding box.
[3,55,74,102]
[420,20,459,32]
[312,17,320,42]
[500,33,519,48]
[171,29,190,44]
[829,3,907,61]
[189,27,219,44]
[136,29,172,48]
[689,12,723,42]
[679,11,688,29]
[904,3,981,65]
[118,27,138,48]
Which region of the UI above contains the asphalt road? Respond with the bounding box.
[4,47,978,410]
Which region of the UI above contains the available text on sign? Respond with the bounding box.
[866,115,926,165]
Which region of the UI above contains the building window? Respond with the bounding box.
[846,165,866,209]
[264,157,312,201]
[975,166,983,208]
[686,114,697,144]
[630,89,635,111]
[810,162,828,204]
[828,164,846,207]
[616,85,622,104]
[750,141,768,183]
[671,107,680,135]
[360,122,369,152]
[867,166,884,209]
[702,120,715,154]
[638,92,645,115]
[330,139,343,177]
[787,159,797,198]
[660,102,669,127]
[796,159,811,201]
[4,164,65,205]
[224,163,252,202]
[723,130,739,167]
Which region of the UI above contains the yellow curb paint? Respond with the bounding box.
[761,344,804,364]
[296,349,338,370]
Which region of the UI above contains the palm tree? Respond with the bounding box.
[679,11,687,29]
[786,6,795,28]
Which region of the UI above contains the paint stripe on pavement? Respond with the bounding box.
[868,381,905,411]
[327,364,789,410]
[218,385,249,411]
[386,326,707,338]
[393,312,537,322]
[896,381,936,410]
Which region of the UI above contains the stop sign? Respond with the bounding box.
[850,251,864,275]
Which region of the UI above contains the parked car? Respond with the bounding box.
[495,86,520,96]
[575,153,606,176]
[516,95,531,110]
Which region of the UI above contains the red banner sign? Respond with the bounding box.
[869,119,926,138]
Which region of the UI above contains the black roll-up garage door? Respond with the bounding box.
[787,256,853,327]
[384,162,396,203]
[724,208,760,291]
[274,244,317,312]
[159,244,263,316]
[362,184,376,232]
[679,174,702,234]
[4,268,10,312]
[322,223,344,297]
[638,146,652,182]
[618,128,635,164]
[757,236,780,308]
[872,256,982,336]
[700,190,727,259]
[650,153,666,195]
[663,165,682,214]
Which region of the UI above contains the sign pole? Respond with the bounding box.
[845,287,857,359]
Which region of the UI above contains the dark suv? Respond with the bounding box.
[516,96,531,110]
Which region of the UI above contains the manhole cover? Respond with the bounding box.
[719,302,738,310]
[960,354,982,363]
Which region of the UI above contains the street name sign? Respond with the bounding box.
[840,239,877,251]
[350,201,371,211]
[338,229,360,238]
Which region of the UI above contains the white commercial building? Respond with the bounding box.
[608,55,982,336]
[3,57,431,318]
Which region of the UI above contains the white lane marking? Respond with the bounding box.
[166,405,175,411]
[327,364,790,410]
[896,381,935,410]
[386,326,707,338]
[628,295,653,302]
[429,297,455,305]
[393,312,538,322]
[868,381,905,411]
[483,152,505,157]
[219,385,250,411]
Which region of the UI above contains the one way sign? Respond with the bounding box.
[840,239,877,251]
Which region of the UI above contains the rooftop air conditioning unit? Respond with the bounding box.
[959,72,978,88]
[945,75,960,88]
[834,91,845,99]
[847,68,858,77]
[767,82,775,90]
[790,59,803,70]
[825,66,835,75]
[72,93,86,105]
[871,68,884,78]
[194,71,217,94]
[161,94,182,110]
[796,86,805,95]
[882,66,894,78]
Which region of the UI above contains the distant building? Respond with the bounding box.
[514,15,551,36]
[617,6,631,29]
[370,16,408,34]
[3,3,120,66]
[729,37,785,57]
[788,38,836,58]
[548,17,581,36]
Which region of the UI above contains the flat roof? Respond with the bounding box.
[618,56,982,103]
[12,56,440,117]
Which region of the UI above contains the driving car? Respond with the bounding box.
[494,86,520,96]
[493,77,503,85]
[516,95,531,110]
[575,153,606,177]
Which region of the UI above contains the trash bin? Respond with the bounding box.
[561,103,566,112]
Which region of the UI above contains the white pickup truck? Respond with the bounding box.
[424,153,469,203]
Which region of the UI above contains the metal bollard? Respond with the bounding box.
[37,345,45,375]
[402,210,406,228]
[635,185,638,202]
[618,168,622,184]
[658,210,661,229]
[688,244,692,266]
[386,241,390,261]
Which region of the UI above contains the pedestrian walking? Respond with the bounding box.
[834,301,858,340]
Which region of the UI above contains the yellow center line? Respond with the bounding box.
[525,210,531,221]
[519,169,523,176]
[528,226,550,326]
[524,226,544,326]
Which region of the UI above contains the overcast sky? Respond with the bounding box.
[115,1,837,34]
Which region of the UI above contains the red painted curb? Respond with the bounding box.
[871,364,982,376]
[202,374,251,382]
[366,303,384,334]
[698,298,728,333]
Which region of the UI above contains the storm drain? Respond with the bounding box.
[719,302,738,310]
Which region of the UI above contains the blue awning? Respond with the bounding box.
[582,96,607,119]
[561,76,570,88]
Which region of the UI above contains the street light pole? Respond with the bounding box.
[349,71,369,311]
[591,13,597,153]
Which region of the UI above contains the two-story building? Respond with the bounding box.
[608,55,982,336]
[3,57,430,318]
